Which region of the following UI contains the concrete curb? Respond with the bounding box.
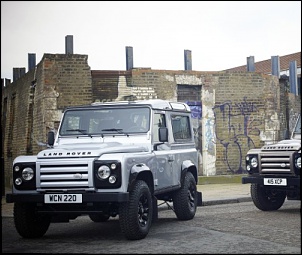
[202,197,252,206]
[158,196,252,212]
[198,174,247,185]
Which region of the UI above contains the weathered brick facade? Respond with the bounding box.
[1,53,301,188]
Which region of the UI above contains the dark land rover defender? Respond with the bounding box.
[242,114,301,211]
[6,99,202,240]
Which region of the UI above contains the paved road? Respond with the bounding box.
[2,200,300,254]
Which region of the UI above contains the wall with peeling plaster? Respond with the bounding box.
[1,54,301,187]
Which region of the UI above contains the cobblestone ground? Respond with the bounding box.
[2,200,300,254]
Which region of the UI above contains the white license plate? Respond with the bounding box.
[45,194,82,203]
[264,178,287,186]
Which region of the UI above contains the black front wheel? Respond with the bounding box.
[251,183,286,211]
[14,202,51,238]
[119,180,153,240]
[173,171,198,220]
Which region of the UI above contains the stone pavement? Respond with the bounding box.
[1,175,252,218]
[197,174,252,205]
[198,182,251,206]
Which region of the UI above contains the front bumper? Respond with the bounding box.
[6,192,129,203]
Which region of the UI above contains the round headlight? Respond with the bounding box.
[22,167,34,181]
[98,165,111,179]
[111,163,117,170]
[251,157,258,168]
[295,156,301,168]
[14,165,20,172]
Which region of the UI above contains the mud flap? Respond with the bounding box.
[152,196,158,222]
[197,191,202,206]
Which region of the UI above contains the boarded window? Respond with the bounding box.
[177,85,201,101]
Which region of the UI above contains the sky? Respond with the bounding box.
[1,1,301,81]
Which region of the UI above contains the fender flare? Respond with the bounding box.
[180,160,198,185]
[127,163,154,193]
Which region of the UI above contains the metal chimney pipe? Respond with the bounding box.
[13,68,18,82]
[5,78,11,86]
[184,50,192,70]
[289,61,298,95]
[271,56,280,77]
[247,56,255,72]
[126,46,133,70]
[13,67,26,82]
[1,78,10,87]
[65,35,73,54]
[28,53,36,72]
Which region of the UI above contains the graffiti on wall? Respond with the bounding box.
[189,104,202,120]
[289,109,300,132]
[204,117,215,155]
[213,97,261,174]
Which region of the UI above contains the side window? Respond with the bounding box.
[171,115,191,142]
[153,113,166,143]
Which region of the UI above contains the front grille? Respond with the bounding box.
[260,152,293,174]
[37,160,91,190]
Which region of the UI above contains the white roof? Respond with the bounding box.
[91,99,191,112]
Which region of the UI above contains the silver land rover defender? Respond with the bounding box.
[6,99,202,240]
[242,114,301,211]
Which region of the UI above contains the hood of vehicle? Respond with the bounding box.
[37,142,148,159]
[261,139,301,151]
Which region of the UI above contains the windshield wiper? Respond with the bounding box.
[102,128,129,136]
[66,129,92,138]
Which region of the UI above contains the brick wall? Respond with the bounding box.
[203,72,280,175]
[2,67,39,187]
[1,53,301,188]
[2,54,92,186]
[90,69,300,176]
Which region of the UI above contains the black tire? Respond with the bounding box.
[14,202,51,238]
[251,183,286,211]
[89,214,110,222]
[119,180,153,240]
[173,171,197,220]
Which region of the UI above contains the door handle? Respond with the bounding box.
[168,155,174,162]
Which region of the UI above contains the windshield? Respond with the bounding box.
[59,107,150,136]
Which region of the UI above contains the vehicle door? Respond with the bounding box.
[152,111,176,190]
